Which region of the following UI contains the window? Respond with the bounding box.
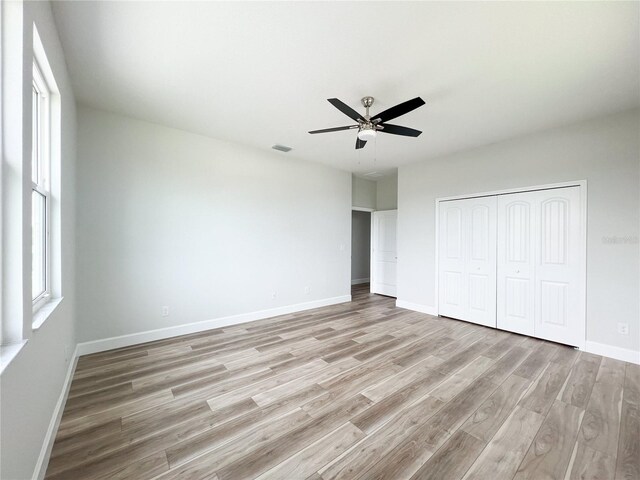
[31,59,51,309]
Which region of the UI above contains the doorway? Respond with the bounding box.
[351,210,372,287]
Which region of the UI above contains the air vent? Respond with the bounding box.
[272,144,292,153]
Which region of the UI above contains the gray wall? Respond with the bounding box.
[0,1,77,478]
[376,173,398,210]
[352,173,398,211]
[397,109,640,354]
[351,211,371,283]
[75,106,351,343]
[352,176,376,209]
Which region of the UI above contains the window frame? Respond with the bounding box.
[31,58,51,312]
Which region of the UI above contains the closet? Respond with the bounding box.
[438,185,584,347]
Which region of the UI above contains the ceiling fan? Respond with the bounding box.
[309,96,425,149]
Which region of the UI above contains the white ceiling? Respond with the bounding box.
[52,1,639,174]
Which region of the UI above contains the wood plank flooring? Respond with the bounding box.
[45,284,640,480]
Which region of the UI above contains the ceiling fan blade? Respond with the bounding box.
[378,123,422,137]
[355,137,367,149]
[371,97,425,123]
[308,125,358,134]
[328,98,366,122]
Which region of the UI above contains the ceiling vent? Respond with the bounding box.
[272,144,292,153]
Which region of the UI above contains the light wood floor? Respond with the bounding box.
[46,284,639,480]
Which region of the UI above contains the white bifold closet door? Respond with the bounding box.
[438,196,497,327]
[497,186,582,346]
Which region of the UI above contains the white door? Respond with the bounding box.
[438,196,497,327]
[534,187,583,346]
[371,210,397,297]
[497,193,536,336]
[497,186,583,346]
[438,201,466,320]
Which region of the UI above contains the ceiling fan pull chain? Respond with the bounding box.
[374,134,377,168]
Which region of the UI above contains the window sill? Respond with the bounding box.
[32,296,64,331]
[0,340,28,375]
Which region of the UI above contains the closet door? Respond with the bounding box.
[498,186,583,346]
[439,196,497,327]
[534,186,582,346]
[497,193,536,336]
[439,201,466,320]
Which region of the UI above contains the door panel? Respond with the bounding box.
[470,205,490,261]
[497,186,582,346]
[438,196,497,327]
[497,195,535,336]
[446,207,463,259]
[439,204,466,319]
[468,274,488,311]
[541,198,568,264]
[371,210,398,297]
[466,198,497,327]
[506,202,530,263]
[534,187,582,346]
[443,271,463,307]
[539,281,569,326]
[505,277,529,319]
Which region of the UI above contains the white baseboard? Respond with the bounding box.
[395,300,438,316]
[33,344,80,480]
[395,301,639,365]
[76,295,352,356]
[351,278,370,285]
[585,341,640,365]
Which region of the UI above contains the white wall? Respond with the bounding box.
[398,109,640,355]
[76,107,351,343]
[0,1,77,479]
[376,173,398,210]
[351,211,371,283]
[352,175,376,209]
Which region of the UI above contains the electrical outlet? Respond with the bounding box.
[271,292,277,300]
[161,306,170,317]
[305,286,311,295]
[617,322,629,335]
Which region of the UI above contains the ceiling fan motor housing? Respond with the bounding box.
[358,96,377,140]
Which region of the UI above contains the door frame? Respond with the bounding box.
[352,207,375,213]
[434,180,587,350]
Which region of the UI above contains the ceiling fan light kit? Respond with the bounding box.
[309,95,425,149]
[357,126,377,141]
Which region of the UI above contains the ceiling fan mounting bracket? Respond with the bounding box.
[361,96,374,119]
[361,96,375,108]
